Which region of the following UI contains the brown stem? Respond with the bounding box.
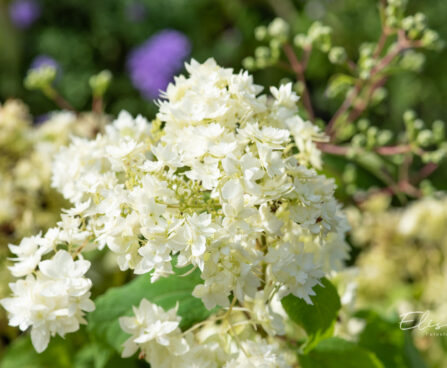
[325,82,362,138]
[54,95,76,113]
[356,179,422,203]
[92,96,103,114]
[375,145,413,155]
[318,143,414,156]
[347,59,357,73]
[347,77,387,123]
[324,20,428,141]
[301,46,312,70]
[413,162,439,184]
[317,142,350,155]
[45,85,77,113]
[326,41,405,140]
[282,43,315,121]
[399,153,413,182]
[374,29,389,58]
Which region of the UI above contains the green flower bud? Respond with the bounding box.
[367,126,379,137]
[414,13,426,28]
[294,81,305,94]
[357,119,370,132]
[89,70,112,98]
[254,26,268,41]
[422,29,443,50]
[408,28,422,41]
[359,69,371,80]
[386,15,399,28]
[328,47,347,64]
[242,57,255,70]
[371,87,387,105]
[414,118,424,130]
[401,16,414,31]
[359,43,375,58]
[24,66,57,91]
[377,130,393,146]
[403,110,416,124]
[255,46,270,59]
[255,58,268,69]
[294,34,310,49]
[352,133,366,147]
[417,129,433,147]
[400,50,425,72]
[366,127,378,148]
[269,38,281,52]
[267,18,289,41]
[308,21,332,52]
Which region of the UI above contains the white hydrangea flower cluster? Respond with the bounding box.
[119,299,189,366]
[0,250,94,353]
[2,59,349,357]
[120,298,291,368]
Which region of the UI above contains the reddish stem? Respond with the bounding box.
[282,43,315,121]
[317,143,414,156]
[413,162,439,184]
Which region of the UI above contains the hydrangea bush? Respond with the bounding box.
[2,59,350,366]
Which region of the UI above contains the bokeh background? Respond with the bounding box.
[1,0,447,366]
[1,0,446,123]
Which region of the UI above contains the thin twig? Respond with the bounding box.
[325,24,425,140]
[317,143,414,156]
[413,162,439,184]
[325,82,363,137]
[347,77,387,123]
[282,43,315,121]
[53,93,77,113]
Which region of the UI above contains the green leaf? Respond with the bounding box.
[0,330,140,368]
[281,278,341,351]
[355,310,428,368]
[87,267,215,354]
[73,342,143,368]
[0,335,73,368]
[299,337,384,368]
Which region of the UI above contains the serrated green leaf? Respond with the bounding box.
[299,337,384,368]
[281,278,341,351]
[87,267,214,354]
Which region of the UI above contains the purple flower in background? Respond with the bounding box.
[9,0,41,29]
[127,30,191,100]
[30,55,59,71]
[125,1,148,23]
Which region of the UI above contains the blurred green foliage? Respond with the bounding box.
[0,0,445,126]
